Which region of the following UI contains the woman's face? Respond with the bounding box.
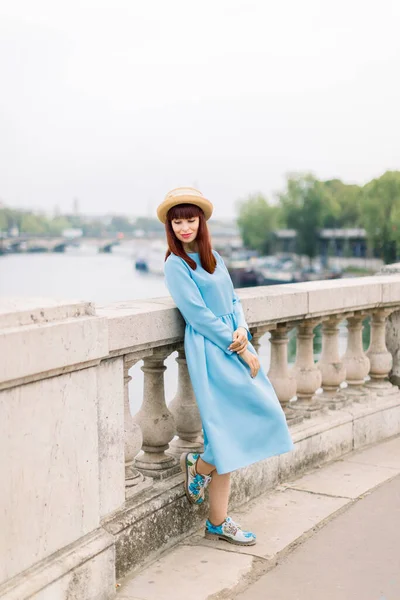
[171,216,200,244]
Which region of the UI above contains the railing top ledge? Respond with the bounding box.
[2,274,400,386]
[98,274,400,356]
[0,297,95,330]
[0,298,107,390]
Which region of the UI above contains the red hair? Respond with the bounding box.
[165,203,216,273]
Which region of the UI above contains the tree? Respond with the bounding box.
[278,174,334,264]
[81,220,107,237]
[0,208,23,233]
[321,179,363,227]
[0,210,7,232]
[134,217,164,234]
[109,215,135,233]
[362,171,400,263]
[236,194,280,254]
[19,213,49,234]
[48,216,72,235]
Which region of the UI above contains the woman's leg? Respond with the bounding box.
[208,472,231,525]
[196,457,215,476]
[196,457,230,525]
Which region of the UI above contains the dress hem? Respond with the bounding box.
[202,441,295,476]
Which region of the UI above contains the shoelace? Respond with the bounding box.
[227,517,246,530]
[226,518,255,538]
[224,518,239,535]
[200,474,212,488]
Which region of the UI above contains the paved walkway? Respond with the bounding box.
[238,474,400,600]
[117,436,400,600]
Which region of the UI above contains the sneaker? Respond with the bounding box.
[205,517,256,546]
[180,452,212,505]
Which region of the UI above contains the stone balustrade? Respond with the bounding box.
[98,276,400,488]
[2,273,400,599]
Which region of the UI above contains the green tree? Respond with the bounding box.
[278,174,334,264]
[20,213,49,234]
[48,216,72,235]
[0,208,23,232]
[362,171,400,263]
[321,179,363,227]
[134,217,165,234]
[236,194,280,254]
[0,210,7,232]
[81,220,107,237]
[109,215,135,233]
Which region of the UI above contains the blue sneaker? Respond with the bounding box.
[205,517,256,546]
[180,452,212,505]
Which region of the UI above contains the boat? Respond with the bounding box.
[253,257,343,285]
[224,250,260,287]
[134,241,166,275]
[252,257,298,285]
[135,256,148,272]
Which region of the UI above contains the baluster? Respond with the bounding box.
[250,325,271,353]
[292,318,324,416]
[316,314,348,409]
[385,308,400,387]
[123,355,145,493]
[268,323,303,425]
[365,308,400,396]
[342,312,371,402]
[134,349,180,479]
[168,347,204,457]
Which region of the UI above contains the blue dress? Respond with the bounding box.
[164,250,294,474]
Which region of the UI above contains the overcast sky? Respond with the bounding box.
[0,0,399,219]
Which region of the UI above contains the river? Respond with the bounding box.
[0,245,169,303]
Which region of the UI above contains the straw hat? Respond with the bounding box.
[156,187,213,224]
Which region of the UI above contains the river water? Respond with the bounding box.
[0,245,169,303]
[0,247,368,413]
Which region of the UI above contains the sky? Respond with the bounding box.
[0,0,399,220]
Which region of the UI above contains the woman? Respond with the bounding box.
[157,187,294,547]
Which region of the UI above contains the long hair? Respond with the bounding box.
[165,203,216,273]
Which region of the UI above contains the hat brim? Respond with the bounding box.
[157,194,213,224]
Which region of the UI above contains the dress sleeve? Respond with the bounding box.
[164,256,235,355]
[214,251,252,342]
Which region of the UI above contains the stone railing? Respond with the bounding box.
[97,275,400,493]
[1,274,400,600]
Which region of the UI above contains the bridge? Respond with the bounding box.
[0,235,123,254]
[1,266,400,599]
[0,231,243,255]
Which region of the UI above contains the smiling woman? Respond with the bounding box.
[157,186,294,547]
[165,202,217,274]
[156,186,218,274]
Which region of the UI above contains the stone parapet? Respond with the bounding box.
[97,275,400,355]
[2,273,400,599]
[0,298,109,389]
[0,297,95,329]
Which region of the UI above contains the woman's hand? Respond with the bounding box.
[239,349,260,378]
[228,327,248,354]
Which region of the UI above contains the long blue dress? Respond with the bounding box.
[164,249,294,475]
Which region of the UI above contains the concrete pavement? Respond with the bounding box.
[117,435,400,600]
[238,474,400,600]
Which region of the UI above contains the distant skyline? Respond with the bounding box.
[1,0,399,219]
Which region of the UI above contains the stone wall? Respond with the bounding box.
[0,300,119,600]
